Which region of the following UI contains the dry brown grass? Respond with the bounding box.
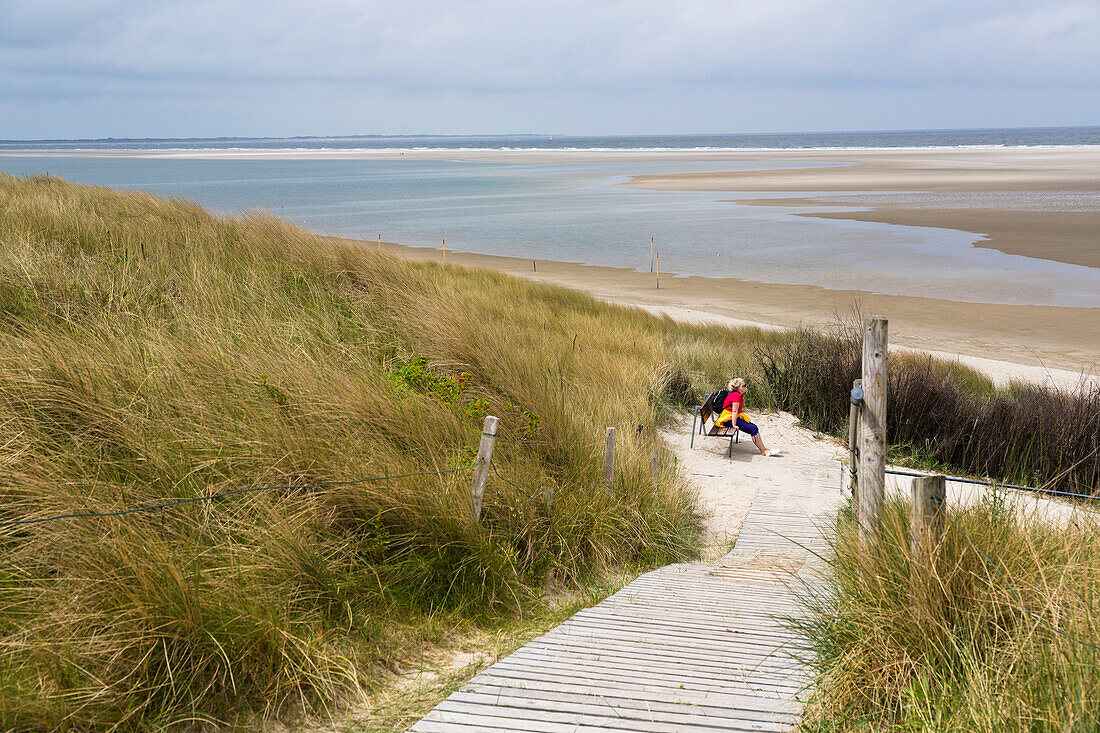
[0,173,776,729]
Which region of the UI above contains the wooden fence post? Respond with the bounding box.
[604,427,616,494]
[470,415,498,523]
[910,475,946,611]
[911,475,946,564]
[541,485,554,510]
[848,378,862,504]
[858,316,887,548]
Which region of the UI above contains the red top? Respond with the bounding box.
[723,390,744,415]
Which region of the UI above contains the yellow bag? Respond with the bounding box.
[716,408,733,427]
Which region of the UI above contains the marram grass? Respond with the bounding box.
[798,497,1100,732]
[0,173,774,729]
[3,173,1096,730]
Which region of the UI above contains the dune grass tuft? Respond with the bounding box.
[0,173,778,728]
[799,497,1100,732]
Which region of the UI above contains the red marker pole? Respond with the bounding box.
[378,233,381,253]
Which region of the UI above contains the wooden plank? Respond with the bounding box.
[558,617,808,647]
[462,675,802,717]
[445,690,796,730]
[494,657,807,695]
[430,698,791,733]
[503,649,810,687]
[525,637,806,670]
[470,668,803,710]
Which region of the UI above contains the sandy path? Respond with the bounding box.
[662,410,848,560]
[665,407,1094,544]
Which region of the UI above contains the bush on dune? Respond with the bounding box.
[757,326,1100,495]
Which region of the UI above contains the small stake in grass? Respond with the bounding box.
[470,415,498,523]
[652,453,659,486]
[604,427,616,494]
[542,485,554,510]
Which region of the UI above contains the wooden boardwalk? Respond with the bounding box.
[412,453,843,732]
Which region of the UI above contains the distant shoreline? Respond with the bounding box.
[6,145,1098,385]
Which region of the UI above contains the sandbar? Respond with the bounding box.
[623,147,1100,270]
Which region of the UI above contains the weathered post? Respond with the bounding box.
[470,415,498,523]
[541,485,554,510]
[848,378,863,504]
[910,475,946,566]
[858,316,887,548]
[604,427,616,494]
[910,475,946,612]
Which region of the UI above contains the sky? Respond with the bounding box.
[1,0,1099,139]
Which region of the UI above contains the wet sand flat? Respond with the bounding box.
[623,147,1100,270]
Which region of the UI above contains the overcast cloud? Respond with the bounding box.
[1,0,1098,138]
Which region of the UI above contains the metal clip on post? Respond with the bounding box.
[848,380,863,500]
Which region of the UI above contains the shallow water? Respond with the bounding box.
[2,155,1098,307]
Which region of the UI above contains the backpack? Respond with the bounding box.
[709,389,729,414]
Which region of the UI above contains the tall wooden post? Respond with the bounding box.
[848,378,862,503]
[858,316,887,548]
[470,415,498,523]
[604,427,616,494]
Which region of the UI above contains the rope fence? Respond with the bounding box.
[0,463,481,529]
[884,468,1099,502]
[2,416,628,531]
[843,316,1098,656]
[931,493,1100,653]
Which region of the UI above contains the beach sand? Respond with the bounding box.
[375,239,1099,390]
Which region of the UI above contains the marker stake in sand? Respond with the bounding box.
[442,238,446,264]
[656,250,660,290]
[378,234,381,253]
[650,237,654,273]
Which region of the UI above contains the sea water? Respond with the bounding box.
[2,129,1099,307]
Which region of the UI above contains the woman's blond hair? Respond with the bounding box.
[727,377,746,391]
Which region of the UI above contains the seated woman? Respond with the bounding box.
[715,378,780,457]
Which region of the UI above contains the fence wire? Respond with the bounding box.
[0,462,480,529]
[884,468,1098,502]
[932,494,1100,653]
